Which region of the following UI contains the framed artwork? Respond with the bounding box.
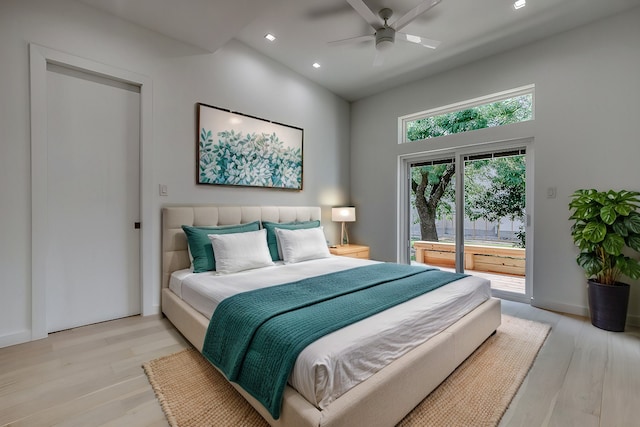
[197,103,303,190]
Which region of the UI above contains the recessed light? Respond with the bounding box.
[264,33,276,42]
[513,0,526,9]
[312,62,321,69]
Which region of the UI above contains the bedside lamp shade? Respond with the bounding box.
[332,207,356,245]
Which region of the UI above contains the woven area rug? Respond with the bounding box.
[143,314,550,427]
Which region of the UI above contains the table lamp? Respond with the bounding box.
[332,207,356,245]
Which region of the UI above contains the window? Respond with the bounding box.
[400,85,534,144]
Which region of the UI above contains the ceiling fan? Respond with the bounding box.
[329,0,443,66]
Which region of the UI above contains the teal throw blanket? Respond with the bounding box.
[201,263,466,419]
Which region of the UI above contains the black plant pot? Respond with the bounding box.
[587,280,630,332]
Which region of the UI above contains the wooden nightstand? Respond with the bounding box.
[329,244,370,259]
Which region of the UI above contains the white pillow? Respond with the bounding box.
[208,229,274,274]
[275,227,331,264]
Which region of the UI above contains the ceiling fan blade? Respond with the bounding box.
[397,32,441,49]
[392,0,442,32]
[346,0,382,29]
[373,50,385,67]
[328,34,374,46]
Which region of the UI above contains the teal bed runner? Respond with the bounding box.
[201,263,466,419]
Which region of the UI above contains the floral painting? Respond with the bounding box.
[197,103,303,190]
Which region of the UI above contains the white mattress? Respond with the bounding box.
[169,257,491,409]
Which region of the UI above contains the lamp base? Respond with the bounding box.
[341,222,350,245]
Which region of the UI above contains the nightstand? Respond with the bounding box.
[329,244,370,259]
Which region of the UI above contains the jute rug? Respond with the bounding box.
[143,315,550,427]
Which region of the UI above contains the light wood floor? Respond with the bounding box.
[0,315,190,426]
[1,301,638,427]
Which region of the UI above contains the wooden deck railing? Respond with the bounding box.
[413,241,525,277]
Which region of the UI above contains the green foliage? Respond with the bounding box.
[466,156,526,223]
[569,189,640,285]
[406,94,532,142]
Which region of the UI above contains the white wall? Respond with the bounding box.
[0,0,350,347]
[350,7,640,323]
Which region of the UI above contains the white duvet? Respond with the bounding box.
[170,257,490,409]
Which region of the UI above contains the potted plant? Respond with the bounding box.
[569,189,640,331]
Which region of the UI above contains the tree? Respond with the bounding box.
[412,163,455,241]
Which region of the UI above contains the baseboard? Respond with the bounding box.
[626,313,640,327]
[0,329,32,349]
[530,298,589,318]
[142,304,161,316]
[531,298,640,328]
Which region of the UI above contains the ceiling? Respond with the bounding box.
[78,0,640,101]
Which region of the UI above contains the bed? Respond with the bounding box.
[161,205,501,427]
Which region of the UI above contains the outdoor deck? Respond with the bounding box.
[413,261,526,294]
[463,268,525,294]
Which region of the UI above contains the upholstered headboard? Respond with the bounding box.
[161,205,322,288]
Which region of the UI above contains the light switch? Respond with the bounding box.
[546,187,556,199]
[159,184,168,196]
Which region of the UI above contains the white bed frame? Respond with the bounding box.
[161,205,501,427]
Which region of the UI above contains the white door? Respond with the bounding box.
[45,64,141,332]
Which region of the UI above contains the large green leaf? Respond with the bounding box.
[626,234,640,252]
[570,189,591,198]
[582,222,606,243]
[618,257,640,280]
[570,223,586,243]
[625,212,640,234]
[592,192,607,205]
[602,234,625,256]
[600,205,618,224]
[616,190,640,204]
[577,252,602,277]
[569,205,600,221]
[614,203,633,216]
[612,221,629,237]
[578,239,596,252]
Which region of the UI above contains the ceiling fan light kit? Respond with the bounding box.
[376,27,395,51]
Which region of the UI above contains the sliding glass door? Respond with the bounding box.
[406,146,530,301]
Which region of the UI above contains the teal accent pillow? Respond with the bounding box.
[262,220,321,261]
[182,221,261,273]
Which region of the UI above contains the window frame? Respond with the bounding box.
[398,84,535,144]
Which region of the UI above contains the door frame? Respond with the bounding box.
[29,44,154,340]
[397,138,534,303]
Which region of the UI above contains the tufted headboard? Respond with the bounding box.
[161,205,322,288]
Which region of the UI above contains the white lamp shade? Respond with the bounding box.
[332,207,356,222]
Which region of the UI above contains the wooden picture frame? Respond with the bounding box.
[197,103,303,190]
